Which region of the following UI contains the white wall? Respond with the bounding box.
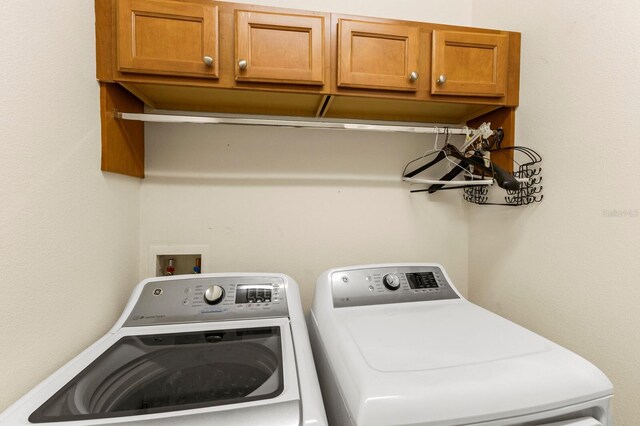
[139,0,474,310]
[469,1,640,424]
[141,124,470,309]
[0,1,140,411]
[231,0,473,25]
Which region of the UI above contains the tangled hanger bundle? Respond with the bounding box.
[402,124,543,206]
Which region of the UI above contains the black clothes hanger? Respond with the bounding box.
[403,129,520,193]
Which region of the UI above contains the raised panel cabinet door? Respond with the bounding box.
[338,19,420,92]
[235,11,325,85]
[432,30,508,97]
[117,0,218,78]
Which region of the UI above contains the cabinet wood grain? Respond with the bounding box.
[117,0,219,78]
[100,83,144,178]
[235,10,326,85]
[432,30,508,97]
[338,19,419,91]
[95,0,522,178]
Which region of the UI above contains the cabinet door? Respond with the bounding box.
[235,11,325,85]
[432,30,508,97]
[117,0,218,78]
[338,19,419,92]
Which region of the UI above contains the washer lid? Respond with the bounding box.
[28,326,287,424]
[344,301,549,372]
[324,301,612,425]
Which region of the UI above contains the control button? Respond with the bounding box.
[152,288,163,296]
[204,285,225,305]
[182,298,190,305]
[365,276,372,282]
[368,285,374,292]
[341,276,349,283]
[382,274,400,291]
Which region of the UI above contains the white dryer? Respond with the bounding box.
[1,273,327,425]
[309,264,613,426]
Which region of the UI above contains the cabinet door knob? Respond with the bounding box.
[409,71,419,82]
[436,74,447,85]
[238,59,248,70]
[203,56,214,66]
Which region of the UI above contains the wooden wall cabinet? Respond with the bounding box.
[431,30,508,97]
[235,10,326,85]
[337,19,419,92]
[96,0,521,178]
[117,0,219,78]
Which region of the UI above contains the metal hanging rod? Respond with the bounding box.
[115,111,472,135]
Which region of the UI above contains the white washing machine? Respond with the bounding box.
[1,273,327,425]
[309,264,613,426]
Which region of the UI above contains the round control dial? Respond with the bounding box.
[382,273,401,291]
[204,285,225,305]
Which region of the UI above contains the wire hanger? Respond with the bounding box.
[402,128,481,192]
[402,124,520,193]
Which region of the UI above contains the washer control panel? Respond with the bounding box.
[125,276,288,326]
[332,266,459,308]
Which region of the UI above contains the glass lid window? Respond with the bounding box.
[29,327,283,423]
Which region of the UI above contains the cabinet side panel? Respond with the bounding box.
[506,31,521,106]
[100,83,145,178]
[467,106,515,174]
[95,0,114,81]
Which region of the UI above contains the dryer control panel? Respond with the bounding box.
[332,266,459,308]
[124,276,289,326]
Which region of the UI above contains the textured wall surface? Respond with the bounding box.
[0,1,140,411]
[230,0,472,25]
[469,1,640,424]
[141,124,471,310]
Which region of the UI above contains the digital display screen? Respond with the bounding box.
[235,284,273,304]
[406,272,439,289]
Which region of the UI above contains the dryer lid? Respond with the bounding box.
[343,301,549,372]
[29,326,288,423]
